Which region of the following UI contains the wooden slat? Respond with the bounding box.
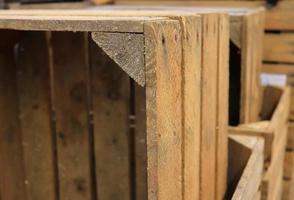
[16,31,56,200]
[134,84,147,200]
[50,32,93,200]
[263,33,294,64]
[229,135,264,200]
[282,178,294,200]
[200,13,218,200]
[90,34,131,200]
[0,31,27,200]
[262,63,294,75]
[144,19,183,200]
[216,13,229,200]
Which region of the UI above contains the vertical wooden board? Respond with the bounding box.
[16,32,56,200]
[144,20,182,200]
[0,31,27,200]
[134,84,147,200]
[50,32,92,200]
[240,14,252,124]
[216,13,229,200]
[200,14,218,200]
[284,151,294,179]
[282,178,294,200]
[179,15,201,200]
[248,11,264,123]
[90,36,131,200]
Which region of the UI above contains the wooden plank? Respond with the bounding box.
[0,30,27,200]
[282,178,294,200]
[200,13,218,200]
[228,135,264,200]
[16,31,56,200]
[263,33,294,64]
[216,13,229,200]
[90,33,131,200]
[49,32,93,200]
[134,84,147,200]
[262,63,294,75]
[144,19,183,200]
[116,0,294,30]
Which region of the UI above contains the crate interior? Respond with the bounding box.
[0,30,147,200]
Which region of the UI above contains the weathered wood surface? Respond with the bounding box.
[116,0,294,30]
[16,31,56,200]
[92,32,145,86]
[144,19,183,200]
[50,32,93,200]
[0,31,27,200]
[90,35,131,200]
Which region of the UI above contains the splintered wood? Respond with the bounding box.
[0,7,230,200]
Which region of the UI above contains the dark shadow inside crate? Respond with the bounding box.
[229,40,241,126]
[259,86,283,121]
[0,30,146,200]
[226,137,251,199]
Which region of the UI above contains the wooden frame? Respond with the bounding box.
[227,134,264,200]
[0,8,230,200]
[229,86,291,200]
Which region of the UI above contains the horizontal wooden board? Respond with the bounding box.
[262,63,294,75]
[263,33,294,64]
[115,0,294,30]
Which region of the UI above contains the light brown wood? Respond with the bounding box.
[16,31,56,200]
[90,34,131,200]
[282,178,294,200]
[49,32,93,200]
[262,63,294,75]
[92,32,145,86]
[200,13,218,200]
[263,33,294,64]
[216,13,229,200]
[228,135,264,200]
[144,19,183,200]
[0,30,27,200]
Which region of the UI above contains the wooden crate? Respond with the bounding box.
[229,86,291,200]
[227,134,264,200]
[113,2,265,123]
[0,8,230,200]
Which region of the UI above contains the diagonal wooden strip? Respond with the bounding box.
[91,32,145,86]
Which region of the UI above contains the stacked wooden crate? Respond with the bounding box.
[0,8,230,200]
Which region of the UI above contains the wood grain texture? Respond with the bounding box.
[262,63,294,75]
[91,32,145,86]
[287,123,294,150]
[49,32,93,200]
[0,31,27,200]
[216,13,229,200]
[282,178,294,200]
[284,151,294,179]
[263,33,294,64]
[90,35,131,200]
[200,14,218,200]
[16,31,56,200]
[134,84,147,200]
[144,19,183,200]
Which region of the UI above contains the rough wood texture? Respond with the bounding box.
[49,32,93,200]
[263,33,294,64]
[144,19,183,200]
[200,13,218,200]
[90,35,131,200]
[16,31,56,200]
[92,32,145,86]
[0,31,27,200]
[216,13,229,200]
